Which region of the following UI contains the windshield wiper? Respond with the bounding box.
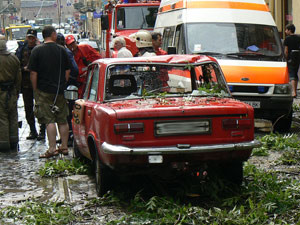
[226,52,283,58]
[194,51,224,56]
[226,52,262,56]
[194,51,242,59]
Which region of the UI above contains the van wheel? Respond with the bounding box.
[273,109,293,133]
[94,150,111,196]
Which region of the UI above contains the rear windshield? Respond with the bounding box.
[104,62,231,101]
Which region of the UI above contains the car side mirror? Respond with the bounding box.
[167,46,176,54]
[64,85,78,100]
[101,15,109,30]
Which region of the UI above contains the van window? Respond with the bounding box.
[174,25,185,54]
[186,23,283,60]
[162,27,175,50]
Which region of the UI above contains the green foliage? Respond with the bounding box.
[198,83,224,94]
[293,103,300,112]
[86,191,121,207]
[0,193,124,225]
[38,158,91,177]
[278,148,300,165]
[108,164,300,225]
[0,201,76,225]
[251,146,269,156]
[252,133,300,156]
[184,64,194,71]
[2,163,300,224]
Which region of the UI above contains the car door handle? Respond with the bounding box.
[87,109,91,116]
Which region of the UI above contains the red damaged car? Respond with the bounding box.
[66,55,260,196]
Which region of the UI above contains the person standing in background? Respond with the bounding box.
[56,33,79,147]
[0,35,21,150]
[131,30,156,57]
[152,32,167,55]
[113,37,133,58]
[284,24,300,98]
[65,34,101,98]
[16,29,46,140]
[28,26,71,158]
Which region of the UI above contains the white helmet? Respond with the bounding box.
[132,30,152,48]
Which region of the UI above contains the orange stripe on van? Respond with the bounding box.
[220,65,289,84]
[159,0,184,12]
[159,1,269,13]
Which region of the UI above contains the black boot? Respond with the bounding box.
[27,125,37,140]
[37,124,46,141]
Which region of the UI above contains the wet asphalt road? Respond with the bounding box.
[0,96,98,208]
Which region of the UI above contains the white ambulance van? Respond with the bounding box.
[154,0,293,132]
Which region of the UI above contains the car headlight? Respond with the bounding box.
[274,84,292,94]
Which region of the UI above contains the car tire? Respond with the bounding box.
[94,150,111,196]
[273,109,293,133]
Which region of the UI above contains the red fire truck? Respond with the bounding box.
[100,0,161,58]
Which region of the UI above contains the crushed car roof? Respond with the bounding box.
[94,54,216,65]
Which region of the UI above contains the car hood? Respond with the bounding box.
[105,97,251,120]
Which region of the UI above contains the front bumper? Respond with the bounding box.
[235,96,293,120]
[101,140,261,155]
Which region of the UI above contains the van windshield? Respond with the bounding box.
[186,23,283,59]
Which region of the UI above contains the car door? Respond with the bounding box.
[80,64,100,158]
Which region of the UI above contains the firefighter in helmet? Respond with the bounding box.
[131,30,156,57]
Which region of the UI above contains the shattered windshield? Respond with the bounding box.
[105,63,231,101]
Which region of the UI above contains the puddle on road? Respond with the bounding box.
[0,148,97,208]
[0,98,97,208]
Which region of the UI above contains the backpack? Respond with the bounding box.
[15,41,26,61]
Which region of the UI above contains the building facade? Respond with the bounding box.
[266,0,300,37]
[21,0,77,24]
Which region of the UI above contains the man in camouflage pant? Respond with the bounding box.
[0,35,21,150]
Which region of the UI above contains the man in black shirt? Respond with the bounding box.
[284,24,300,98]
[28,26,71,158]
